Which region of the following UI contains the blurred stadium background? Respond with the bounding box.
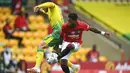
[0,0,130,73]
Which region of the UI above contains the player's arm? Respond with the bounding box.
[82,21,110,37]
[34,2,55,12]
[38,2,55,9]
[89,27,110,37]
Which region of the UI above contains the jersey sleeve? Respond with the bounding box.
[82,21,90,31]
[38,2,55,8]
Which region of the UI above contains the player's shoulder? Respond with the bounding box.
[45,2,55,4]
[45,2,57,7]
[78,20,85,24]
[62,23,68,28]
[77,20,88,25]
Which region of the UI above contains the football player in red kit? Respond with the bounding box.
[57,13,110,73]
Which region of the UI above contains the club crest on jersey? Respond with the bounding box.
[77,30,80,33]
[71,31,75,34]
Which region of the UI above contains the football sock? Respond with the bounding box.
[61,65,70,73]
[35,49,44,67]
[61,59,70,73]
[67,61,73,68]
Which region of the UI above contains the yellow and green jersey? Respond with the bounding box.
[38,2,64,29]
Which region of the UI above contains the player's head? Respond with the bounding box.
[6,19,10,24]
[92,44,97,51]
[68,13,78,28]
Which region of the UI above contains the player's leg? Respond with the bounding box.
[60,59,70,73]
[60,42,80,73]
[58,43,75,59]
[70,42,81,73]
[27,35,54,73]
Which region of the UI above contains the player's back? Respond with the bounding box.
[46,2,64,28]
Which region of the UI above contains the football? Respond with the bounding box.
[46,53,58,64]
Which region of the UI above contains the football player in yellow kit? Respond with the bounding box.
[27,2,79,73]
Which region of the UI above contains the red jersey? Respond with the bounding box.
[14,15,28,29]
[61,20,90,44]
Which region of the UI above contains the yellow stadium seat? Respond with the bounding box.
[36,15,44,23]
[3,40,9,45]
[80,55,87,62]
[12,53,17,60]
[75,54,81,61]
[0,47,4,54]
[17,54,24,62]
[41,24,49,30]
[29,48,37,55]
[33,31,41,38]
[69,55,77,63]
[31,38,41,46]
[3,7,11,14]
[22,39,32,47]
[0,23,4,30]
[24,55,35,62]
[23,48,30,56]
[25,32,33,38]
[13,31,25,37]
[13,31,19,37]
[28,15,36,23]
[8,39,18,47]
[19,31,25,37]
[36,30,48,38]
[0,31,5,37]
[1,15,7,21]
[8,15,16,21]
[99,56,107,62]
[84,48,91,54]
[33,24,40,30]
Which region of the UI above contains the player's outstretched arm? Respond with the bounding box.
[89,27,110,37]
[34,2,55,12]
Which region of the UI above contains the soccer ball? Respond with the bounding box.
[46,53,58,64]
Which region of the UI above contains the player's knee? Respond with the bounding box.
[38,40,48,49]
[61,59,68,67]
[66,44,75,50]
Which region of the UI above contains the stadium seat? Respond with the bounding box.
[28,15,36,23]
[24,54,35,62]
[69,55,77,63]
[0,47,4,54]
[22,38,32,47]
[33,31,40,38]
[8,39,18,47]
[12,53,17,60]
[99,56,107,62]
[18,31,25,37]
[80,55,87,62]
[31,38,41,46]
[3,39,9,45]
[23,47,32,56]
[41,24,49,30]
[24,32,33,38]
[36,15,44,23]
[35,30,48,38]
[17,54,24,62]
[0,31,5,37]
[13,31,19,37]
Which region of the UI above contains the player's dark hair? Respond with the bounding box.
[68,13,78,20]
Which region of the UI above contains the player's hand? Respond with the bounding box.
[104,32,110,37]
[34,6,40,12]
